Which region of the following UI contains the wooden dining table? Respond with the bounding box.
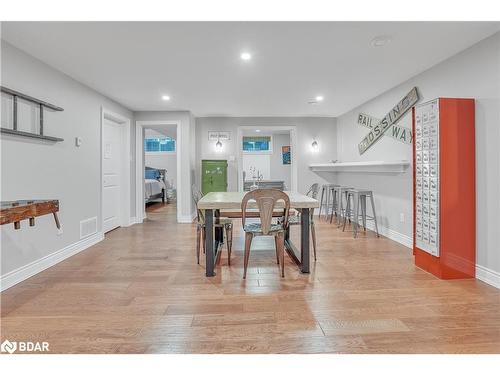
[197,191,319,277]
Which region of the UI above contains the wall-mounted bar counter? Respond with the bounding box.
[309,161,410,174]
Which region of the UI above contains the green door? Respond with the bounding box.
[201,160,228,195]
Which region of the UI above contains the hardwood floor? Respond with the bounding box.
[1,203,499,354]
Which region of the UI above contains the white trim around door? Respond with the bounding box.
[135,120,182,223]
[237,125,298,192]
[100,107,132,231]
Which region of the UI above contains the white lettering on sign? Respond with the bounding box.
[1,339,50,353]
[357,113,412,145]
[358,87,419,154]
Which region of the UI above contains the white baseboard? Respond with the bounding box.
[0,232,104,292]
[128,216,142,226]
[177,213,195,224]
[362,220,413,249]
[476,264,500,289]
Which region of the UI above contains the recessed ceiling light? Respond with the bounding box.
[315,95,324,102]
[161,95,171,101]
[240,52,252,61]
[371,35,392,47]
[255,129,261,132]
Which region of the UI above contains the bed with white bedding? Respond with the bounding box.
[145,167,166,203]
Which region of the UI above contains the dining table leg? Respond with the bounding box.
[205,209,215,277]
[300,208,310,273]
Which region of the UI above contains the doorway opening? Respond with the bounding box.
[237,126,298,192]
[143,125,177,219]
[135,121,181,223]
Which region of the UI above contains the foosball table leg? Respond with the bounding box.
[53,212,61,229]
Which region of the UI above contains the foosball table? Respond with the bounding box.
[0,200,60,230]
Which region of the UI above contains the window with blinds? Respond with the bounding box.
[145,137,176,152]
[242,136,272,152]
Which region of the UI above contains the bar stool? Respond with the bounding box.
[342,189,380,238]
[336,186,353,227]
[327,185,340,223]
[319,184,340,220]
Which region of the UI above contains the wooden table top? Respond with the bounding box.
[0,199,59,226]
[197,191,319,210]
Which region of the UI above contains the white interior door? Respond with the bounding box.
[102,119,122,233]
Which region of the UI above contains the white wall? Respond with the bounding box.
[0,41,134,281]
[270,133,291,189]
[144,128,177,188]
[134,111,196,221]
[195,117,338,193]
[335,32,500,278]
[242,154,271,180]
[242,133,291,189]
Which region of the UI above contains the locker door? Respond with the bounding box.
[414,99,440,257]
[202,160,228,194]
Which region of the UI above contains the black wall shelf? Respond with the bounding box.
[0,128,64,142]
[0,86,64,142]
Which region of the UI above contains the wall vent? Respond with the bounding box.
[80,217,98,239]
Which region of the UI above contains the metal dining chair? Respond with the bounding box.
[283,183,320,261]
[191,185,233,265]
[241,189,290,278]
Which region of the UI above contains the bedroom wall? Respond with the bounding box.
[194,117,338,193]
[335,32,500,284]
[0,41,134,288]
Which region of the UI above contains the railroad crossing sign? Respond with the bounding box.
[358,87,420,155]
[357,112,413,145]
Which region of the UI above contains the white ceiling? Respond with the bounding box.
[2,22,499,116]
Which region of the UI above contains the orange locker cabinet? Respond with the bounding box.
[412,98,476,279]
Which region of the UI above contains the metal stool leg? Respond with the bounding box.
[342,192,350,232]
[318,186,325,218]
[325,186,332,221]
[369,194,380,237]
[327,187,332,223]
[353,192,360,238]
[360,194,367,231]
[338,189,344,228]
[329,188,337,224]
[334,188,339,222]
[311,222,317,261]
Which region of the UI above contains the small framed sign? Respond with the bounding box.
[282,146,291,165]
[208,131,231,141]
